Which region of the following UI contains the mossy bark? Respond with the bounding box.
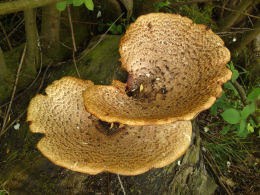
[41,4,62,61]
[0,35,217,195]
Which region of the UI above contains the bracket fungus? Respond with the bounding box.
[83,13,232,126]
[27,77,192,175]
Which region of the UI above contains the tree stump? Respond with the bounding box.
[0,35,217,194]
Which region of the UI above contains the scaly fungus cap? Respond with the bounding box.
[83,13,232,126]
[27,77,192,175]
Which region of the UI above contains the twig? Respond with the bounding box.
[72,50,80,78]
[0,44,26,135]
[67,5,80,78]
[117,174,126,195]
[107,172,110,195]
[232,81,248,104]
[79,13,124,61]
[170,0,211,7]
[0,110,26,138]
[67,5,77,53]
[203,153,233,195]
[230,17,260,55]
[216,4,260,28]
[0,19,24,44]
[0,59,52,139]
[0,22,12,50]
[231,81,259,123]
[0,43,45,109]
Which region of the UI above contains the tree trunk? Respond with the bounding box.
[0,35,217,195]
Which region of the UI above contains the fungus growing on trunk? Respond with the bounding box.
[27,77,192,175]
[83,13,232,126]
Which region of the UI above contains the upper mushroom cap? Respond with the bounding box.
[83,13,232,126]
[27,77,192,175]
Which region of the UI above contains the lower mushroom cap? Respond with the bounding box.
[27,77,192,175]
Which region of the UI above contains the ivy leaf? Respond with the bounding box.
[56,1,67,11]
[241,103,255,119]
[247,88,260,102]
[221,108,241,124]
[237,119,248,137]
[73,0,84,6]
[84,0,94,10]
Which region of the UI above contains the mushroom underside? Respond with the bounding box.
[27,77,192,175]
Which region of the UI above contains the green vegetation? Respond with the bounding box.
[56,0,94,11]
[211,62,260,137]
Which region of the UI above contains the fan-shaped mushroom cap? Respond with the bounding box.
[83,13,232,126]
[27,77,192,175]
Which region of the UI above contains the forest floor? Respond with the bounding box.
[198,111,260,194]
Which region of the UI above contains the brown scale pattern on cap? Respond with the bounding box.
[83,13,232,125]
[27,77,192,175]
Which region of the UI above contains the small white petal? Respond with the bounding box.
[14,123,20,130]
[97,10,102,18]
[204,127,209,133]
[227,161,231,168]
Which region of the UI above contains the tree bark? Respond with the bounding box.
[41,3,62,61]
[0,35,217,195]
[24,8,39,75]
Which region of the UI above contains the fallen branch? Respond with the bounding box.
[0,0,63,15]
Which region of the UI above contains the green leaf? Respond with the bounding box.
[73,0,84,6]
[247,88,260,102]
[0,190,8,195]
[237,119,248,137]
[56,1,67,11]
[116,25,123,34]
[210,103,218,115]
[224,82,238,95]
[84,0,94,10]
[231,69,239,82]
[221,108,241,124]
[221,125,231,135]
[247,123,254,133]
[241,103,255,119]
[109,24,117,34]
